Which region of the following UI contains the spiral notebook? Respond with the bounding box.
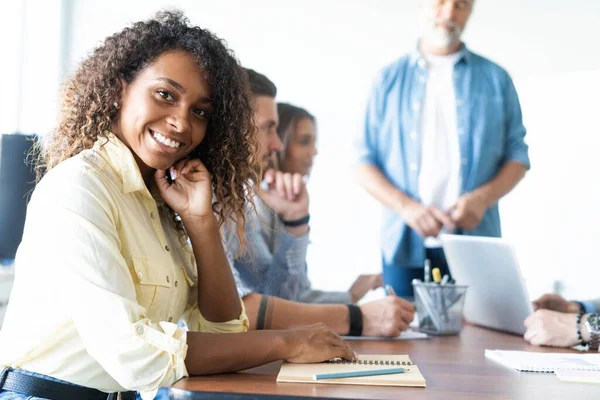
[485,350,600,373]
[276,354,426,387]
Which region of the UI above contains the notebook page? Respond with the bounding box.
[277,354,426,387]
[485,350,600,373]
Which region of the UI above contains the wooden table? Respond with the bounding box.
[170,325,599,399]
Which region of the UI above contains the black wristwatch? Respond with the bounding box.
[346,304,363,336]
[584,313,600,351]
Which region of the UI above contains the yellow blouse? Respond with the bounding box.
[0,134,248,399]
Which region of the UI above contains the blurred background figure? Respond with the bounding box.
[275,103,318,177]
[276,102,383,304]
[355,0,530,297]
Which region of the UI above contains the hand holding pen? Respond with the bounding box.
[358,284,414,337]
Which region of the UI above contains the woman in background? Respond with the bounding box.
[0,12,354,400]
[275,102,382,304]
[275,103,318,177]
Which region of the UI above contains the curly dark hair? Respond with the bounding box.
[37,10,260,245]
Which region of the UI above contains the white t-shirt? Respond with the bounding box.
[417,52,462,247]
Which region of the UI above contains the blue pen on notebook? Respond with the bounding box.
[313,367,405,380]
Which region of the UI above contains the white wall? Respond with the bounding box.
[504,69,600,300]
[0,1,25,134]
[1,0,65,135]
[9,0,600,300]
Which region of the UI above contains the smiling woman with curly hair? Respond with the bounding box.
[0,10,355,400]
[44,10,259,240]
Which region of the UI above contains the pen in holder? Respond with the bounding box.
[412,280,468,335]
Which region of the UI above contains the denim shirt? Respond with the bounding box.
[356,43,530,269]
[223,195,308,300]
[225,195,352,304]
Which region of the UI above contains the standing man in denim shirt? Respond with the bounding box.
[356,0,530,297]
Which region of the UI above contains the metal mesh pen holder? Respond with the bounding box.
[412,282,468,335]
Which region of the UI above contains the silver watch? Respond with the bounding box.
[584,313,600,351]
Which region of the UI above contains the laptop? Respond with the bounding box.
[440,234,533,335]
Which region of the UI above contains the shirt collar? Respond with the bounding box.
[149,184,166,207]
[410,40,471,67]
[94,133,147,195]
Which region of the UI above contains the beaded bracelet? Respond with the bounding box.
[577,311,588,347]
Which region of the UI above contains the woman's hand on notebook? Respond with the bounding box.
[283,323,357,364]
[360,297,415,337]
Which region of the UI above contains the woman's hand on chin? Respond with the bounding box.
[155,158,214,223]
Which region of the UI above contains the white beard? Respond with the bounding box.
[422,24,462,50]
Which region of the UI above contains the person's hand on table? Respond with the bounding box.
[284,323,357,363]
[360,296,415,337]
[524,309,579,347]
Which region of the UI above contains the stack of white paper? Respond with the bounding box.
[555,369,600,384]
[485,350,600,373]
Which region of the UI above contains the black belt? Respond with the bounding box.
[0,368,136,400]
